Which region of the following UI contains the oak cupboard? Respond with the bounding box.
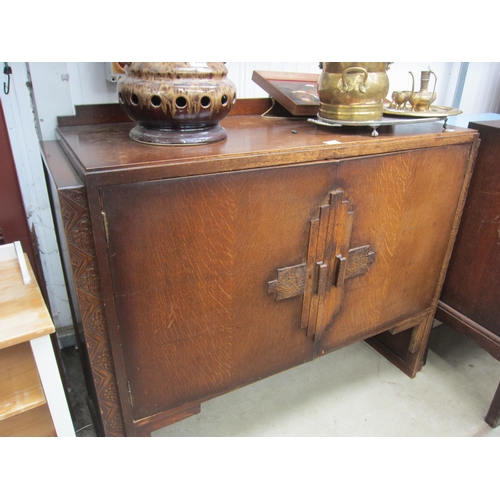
[43,100,479,436]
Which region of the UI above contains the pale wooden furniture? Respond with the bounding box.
[0,242,74,436]
[43,100,479,436]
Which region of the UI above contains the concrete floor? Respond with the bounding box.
[62,323,500,437]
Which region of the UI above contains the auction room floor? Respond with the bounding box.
[62,323,500,437]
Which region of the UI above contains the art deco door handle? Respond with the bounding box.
[267,189,375,340]
[334,245,376,288]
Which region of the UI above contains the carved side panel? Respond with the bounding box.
[58,187,125,437]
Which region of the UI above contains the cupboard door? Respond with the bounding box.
[100,162,339,421]
[319,144,471,353]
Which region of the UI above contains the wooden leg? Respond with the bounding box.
[485,380,500,428]
[132,402,201,436]
[365,314,432,379]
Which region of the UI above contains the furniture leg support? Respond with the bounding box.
[485,380,500,428]
[132,402,201,436]
[365,316,432,379]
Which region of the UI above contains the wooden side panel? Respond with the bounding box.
[56,187,125,436]
[319,144,472,353]
[439,121,500,337]
[100,162,340,422]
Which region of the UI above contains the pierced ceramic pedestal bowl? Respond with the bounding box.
[117,62,237,145]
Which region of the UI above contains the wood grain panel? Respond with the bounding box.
[101,162,340,421]
[319,144,471,352]
[0,258,54,349]
[439,122,500,336]
[0,343,45,420]
[56,187,125,436]
[0,403,56,437]
[48,106,479,435]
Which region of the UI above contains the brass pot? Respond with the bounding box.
[318,62,391,121]
[117,62,237,145]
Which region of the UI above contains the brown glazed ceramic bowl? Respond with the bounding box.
[117,62,237,145]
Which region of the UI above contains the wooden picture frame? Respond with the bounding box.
[251,70,320,116]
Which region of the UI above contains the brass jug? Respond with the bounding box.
[408,70,437,112]
[318,62,391,121]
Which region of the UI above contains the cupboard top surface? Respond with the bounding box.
[54,111,478,180]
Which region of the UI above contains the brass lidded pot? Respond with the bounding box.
[318,62,391,121]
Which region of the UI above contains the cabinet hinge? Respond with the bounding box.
[101,211,109,244]
[127,381,133,407]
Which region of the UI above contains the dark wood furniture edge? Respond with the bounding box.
[57,103,132,127]
[54,126,480,188]
[230,97,277,116]
[436,120,500,429]
[41,141,126,436]
[251,71,320,116]
[435,302,500,361]
[56,99,275,128]
[53,129,87,181]
[133,403,201,437]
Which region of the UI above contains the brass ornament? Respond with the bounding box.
[318,62,391,121]
[389,69,438,113]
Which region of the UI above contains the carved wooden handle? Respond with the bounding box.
[267,263,306,301]
[267,189,376,340]
[335,245,376,288]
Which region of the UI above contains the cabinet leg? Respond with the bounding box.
[485,380,500,428]
[365,316,432,379]
[132,402,201,436]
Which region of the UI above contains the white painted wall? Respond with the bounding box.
[64,61,500,112]
[1,63,73,329]
[33,62,500,141]
[67,62,120,106]
[62,62,470,107]
[2,61,500,337]
[28,63,74,142]
[461,62,500,114]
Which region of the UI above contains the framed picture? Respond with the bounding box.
[252,70,320,116]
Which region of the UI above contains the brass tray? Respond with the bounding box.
[383,105,462,118]
[309,115,445,137]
